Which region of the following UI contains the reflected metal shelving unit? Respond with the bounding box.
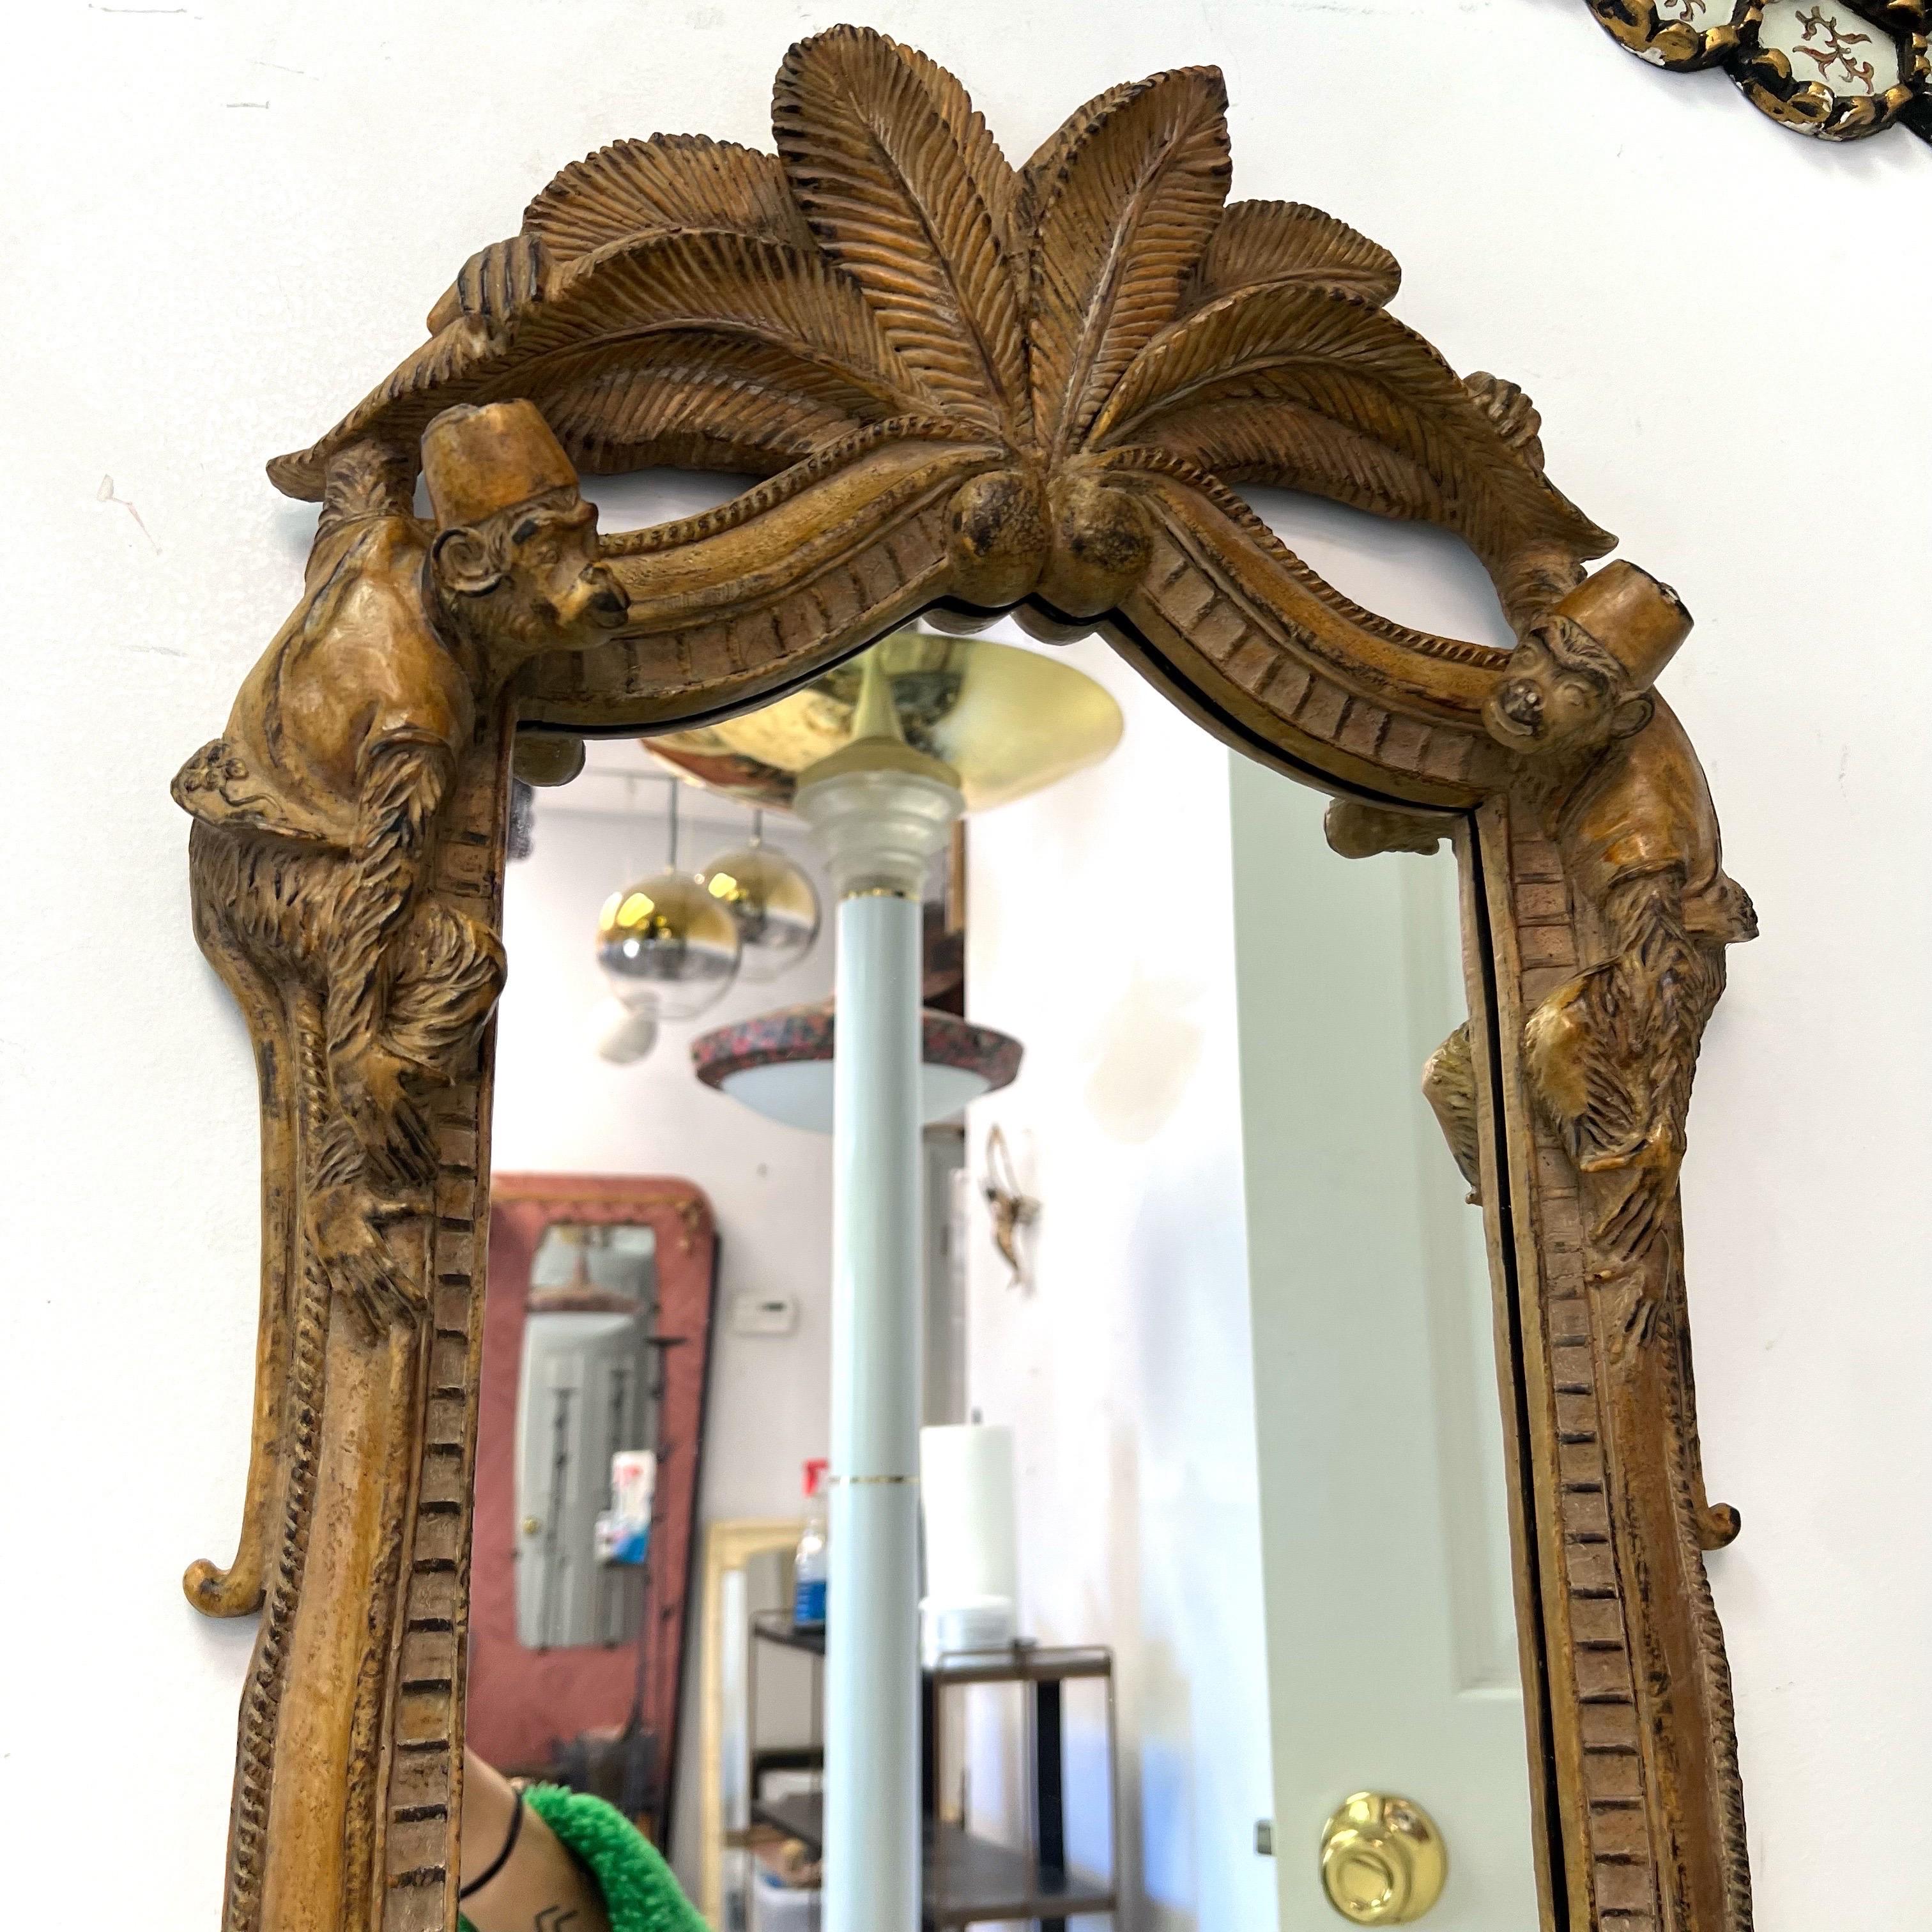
[747,1611,1118,1929]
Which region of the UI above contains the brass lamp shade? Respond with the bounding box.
[644,626,1123,815]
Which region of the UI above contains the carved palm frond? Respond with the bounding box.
[1087,284,1609,576]
[1023,68,1232,457]
[529,336,877,476]
[269,227,940,496]
[773,26,1028,440]
[1188,199,1400,307]
[267,26,1609,606]
[522,132,815,258]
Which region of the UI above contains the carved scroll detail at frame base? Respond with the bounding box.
[183,30,1756,1932]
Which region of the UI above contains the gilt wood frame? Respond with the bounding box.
[178,27,1754,1932]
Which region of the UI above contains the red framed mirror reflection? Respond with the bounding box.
[470,1174,719,1844]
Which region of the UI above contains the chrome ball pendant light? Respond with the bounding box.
[595,779,741,1025]
[698,809,822,984]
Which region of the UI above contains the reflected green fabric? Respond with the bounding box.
[458,1784,707,1932]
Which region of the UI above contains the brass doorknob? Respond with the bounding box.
[1319,1793,1447,1923]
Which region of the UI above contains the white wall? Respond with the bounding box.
[6,5,1929,1930]
[964,632,1276,1932]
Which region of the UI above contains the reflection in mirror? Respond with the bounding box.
[470,1178,716,1839]
[516,1221,658,1650]
[1229,771,1536,1930]
[1757,0,1904,95]
[471,613,1542,1929]
[475,739,838,1885]
[963,625,1537,1929]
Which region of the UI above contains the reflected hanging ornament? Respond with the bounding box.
[590,996,661,1066]
[595,776,743,1024]
[697,813,821,984]
[597,873,741,1021]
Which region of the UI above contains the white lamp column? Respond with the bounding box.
[796,717,963,1932]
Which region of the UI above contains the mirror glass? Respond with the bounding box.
[475,557,1540,1927]
[516,1221,657,1651]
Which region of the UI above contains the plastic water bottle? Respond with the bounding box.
[793,1458,829,1629]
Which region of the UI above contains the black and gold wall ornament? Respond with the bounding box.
[1588,1,1931,144]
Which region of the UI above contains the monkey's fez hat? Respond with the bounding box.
[421,401,579,528]
[1548,560,1691,695]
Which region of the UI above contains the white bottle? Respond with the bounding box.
[793,1458,829,1629]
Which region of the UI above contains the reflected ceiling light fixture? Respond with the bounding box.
[696,808,823,984]
[641,624,1124,814]
[595,776,742,1039]
[684,626,1121,1134]
[691,1000,1022,1135]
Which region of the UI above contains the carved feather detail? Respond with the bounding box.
[1088,285,1609,576]
[268,33,1607,625]
[523,133,815,258]
[270,230,939,496]
[774,26,1027,438]
[1464,371,1545,468]
[530,338,878,477]
[1189,199,1400,308]
[1024,68,1231,456]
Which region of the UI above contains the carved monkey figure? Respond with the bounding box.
[1331,564,1756,1336]
[1484,562,1756,1328]
[174,399,625,1614]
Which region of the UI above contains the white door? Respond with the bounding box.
[514,1305,653,1650]
[1229,767,1540,1929]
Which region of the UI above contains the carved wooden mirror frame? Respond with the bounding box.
[177,26,1754,1932]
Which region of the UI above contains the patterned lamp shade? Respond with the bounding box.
[691,1000,1023,1134]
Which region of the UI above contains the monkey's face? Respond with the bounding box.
[500,495,627,643]
[1483,632,1626,758]
[433,489,628,657]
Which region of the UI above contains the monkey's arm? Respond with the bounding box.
[1422,1022,1483,1204]
[325,732,455,1190]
